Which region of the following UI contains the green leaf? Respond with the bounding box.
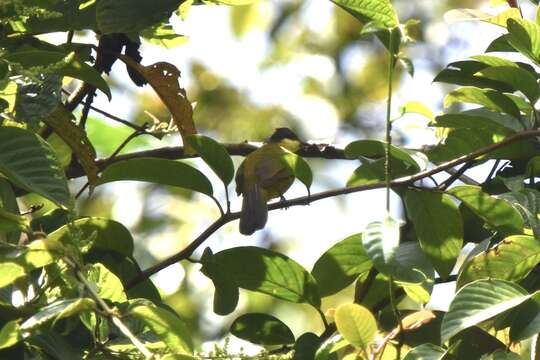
[87,263,127,302]
[96,0,179,34]
[141,22,188,48]
[202,246,321,307]
[480,350,523,360]
[403,343,447,360]
[345,140,420,172]
[506,18,540,64]
[443,8,521,27]
[404,190,463,279]
[311,233,372,297]
[399,101,434,121]
[5,50,111,99]
[21,298,95,331]
[0,262,25,289]
[509,291,540,341]
[334,303,377,350]
[393,242,435,304]
[362,216,400,276]
[48,217,134,257]
[129,305,193,355]
[433,60,513,92]
[187,134,234,186]
[458,235,540,288]
[0,127,73,209]
[293,333,320,360]
[331,0,399,29]
[441,279,531,342]
[14,75,62,129]
[474,66,540,103]
[346,157,417,187]
[429,128,533,162]
[230,313,295,345]
[210,0,256,4]
[432,109,524,133]
[97,158,213,196]
[281,152,313,191]
[449,185,524,234]
[0,321,21,350]
[0,207,30,233]
[444,87,521,119]
[200,248,239,316]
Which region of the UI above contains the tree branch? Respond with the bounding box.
[125,129,540,289]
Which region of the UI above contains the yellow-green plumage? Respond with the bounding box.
[235,132,301,235]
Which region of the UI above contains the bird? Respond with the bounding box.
[235,128,302,235]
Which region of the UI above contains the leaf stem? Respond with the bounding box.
[385,29,396,212]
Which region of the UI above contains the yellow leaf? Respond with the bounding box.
[118,56,197,154]
[44,105,99,190]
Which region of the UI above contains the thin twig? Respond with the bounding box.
[79,88,96,129]
[438,161,476,190]
[62,89,149,132]
[75,126,149,199]
[485,159,501,183]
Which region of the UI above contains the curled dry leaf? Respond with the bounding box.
[44,105,99,191]
[117,55,197,154]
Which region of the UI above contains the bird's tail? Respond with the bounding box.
[239,182,268,235]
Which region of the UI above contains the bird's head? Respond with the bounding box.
[266,127,302,152]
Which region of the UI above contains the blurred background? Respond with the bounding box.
[28,0,537,354]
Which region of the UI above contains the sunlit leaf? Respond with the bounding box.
[230,313,295,345]
[21,298,95,331]
[404,190,463,279]
[0,127,73,209]
[474,66,540,103]
[480,350,523,360]
[281,152,313,191]
[187,134,234,186]
[449,185,524,234]
[48,217,135,257]
[362,216,401,276]
[444,8,521,27]
[506,18,540,64]
[444,87,521,119]
[129,305,193,355]
[403,343,447,360]
[311,233,372,297]
[441,279,531,342]
[458,235,540,288]
[331,0,399,28]
[0,321,22,350]
[87,263,127,302]
[4,50,111,99]
[97,158,213,196]
[399,101,434,121]
[335,303,377,351]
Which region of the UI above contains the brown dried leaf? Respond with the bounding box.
[44,105,99,190]
[118,55,197,154]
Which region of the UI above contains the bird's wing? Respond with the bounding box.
[235,160,246,196]
[254,155,292,188]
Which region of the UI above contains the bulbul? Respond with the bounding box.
[235,128,302,235]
